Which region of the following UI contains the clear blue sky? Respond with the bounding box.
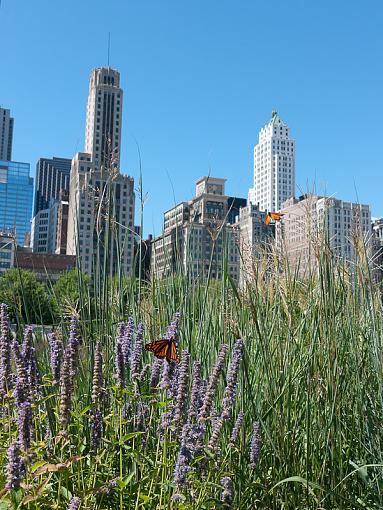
[1,0,382,236]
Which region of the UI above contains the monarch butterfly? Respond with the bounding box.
[144,337,179,363]
[264,211,284,225]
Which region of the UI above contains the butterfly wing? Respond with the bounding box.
[144,339,169,359]
[270,212,283,221]
[166,338,179,363]
[264,214,271,225]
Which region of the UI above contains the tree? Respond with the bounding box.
[52,269,91,316]
[0,268,54,324]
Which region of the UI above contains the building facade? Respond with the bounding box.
[235,204,274,285]
[34,157,71,216]
[14,248,76,282]
[277,194,371,272]
[0,160,33,245]
[151,177,241,281]
[67,67,135,276]
[249,111,295,212]
[0,108,14,161]
[0,231,15,274]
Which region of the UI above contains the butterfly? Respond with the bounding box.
[144,337,179,363]
[265,211,284,225]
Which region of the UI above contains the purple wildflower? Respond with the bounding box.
[5,440,24,490]
[91,342,103,406]
[90,409,103,454]
[114,337,125,387]
[173,350,190,430]
[164,312,181,345]
[59,345,72,433]
[122,317,134,365]
[68,316,79,382]
[0,303,12,397]
[171,493,185,503]
[173,424,193,487]
[139,363,150,382]
[199,344,229,422]
[12,340,29,406]
[160,356,174,390]
[208,416,223,452]
[221,339,244,421]
[18,400,33,450]
[149,357,163,390]
[22,326,40,397]
[229,411,244,447]
[250,421,261,469]
[68,496,81,510]
[220,476,234,507]
[49,331,62,385]
[131,322,144,379]
[188,361,202,422]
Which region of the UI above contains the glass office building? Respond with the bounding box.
[0,161,33,245]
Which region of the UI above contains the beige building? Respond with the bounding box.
[67,68,135,276]
[235,204,274,285]
[151,177,240,281]
[277,194,371,272]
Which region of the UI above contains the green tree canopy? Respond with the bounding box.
[0,268,54,325]
[52,269,91,316]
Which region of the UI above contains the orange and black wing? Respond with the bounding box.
[166,339,179,363]
[264,214,271,225]
[270,212,284,221]
[144,339,169,358]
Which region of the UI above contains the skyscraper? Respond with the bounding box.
[34,157,71,215]
[67,67,135,276]
[249,111,295,212]
[0,160,33,245]
[84,67,123,169]
[0,108,14,161]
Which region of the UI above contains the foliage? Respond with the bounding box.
[0,251,383,508]
[0,269,54,325]
[52,269,91,317]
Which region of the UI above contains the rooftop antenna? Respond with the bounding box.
[107,32,111,67]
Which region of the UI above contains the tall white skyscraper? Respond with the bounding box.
[249,111,295,212]
[67,68,135,276]
[0,108,14,161]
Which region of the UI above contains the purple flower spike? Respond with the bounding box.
[173,424,192,487]
[59,345,73,433]
[12,340,29,407]
[221,339,244,421]
[114,336,125,387]
[229,411,244,447]
[92,342,103,406]
[220,476,234,507]
[91,409,103,454]
[199,344,229,422]
[49,331,62,385]
[5,440,24,490]
[0,303,12,397]
[18,400,33,450]
[68,316,80,382]
[165,312,181,345]
[250,421,261,469]
[122,317,134,365]
[208,416,223,452]
[131,322,144,379]
[68,496,81,510]
[150,357,163,390]
[189,361,202,422]
[173,350,190,430]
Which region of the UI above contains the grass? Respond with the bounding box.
[0,245,382,509]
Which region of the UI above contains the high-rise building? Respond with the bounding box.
[34,157,71,215]
[249,111,295,212]
[0,108,14,161]
[67,68,135,276]
[0,231,15,274]
[55,190,70,255]
[85,67,123,169]
[151,177,241,281]
[0,161,33,245]
[277,194,371,272]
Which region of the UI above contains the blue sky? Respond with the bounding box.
[1,0,382,235]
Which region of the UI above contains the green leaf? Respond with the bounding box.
[59,486,73,501]
[120,432,144,444]
[139,494,150,502]
[30,460,47,473]
[270,476,322,493]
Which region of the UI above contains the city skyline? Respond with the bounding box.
[1,1,383,236]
